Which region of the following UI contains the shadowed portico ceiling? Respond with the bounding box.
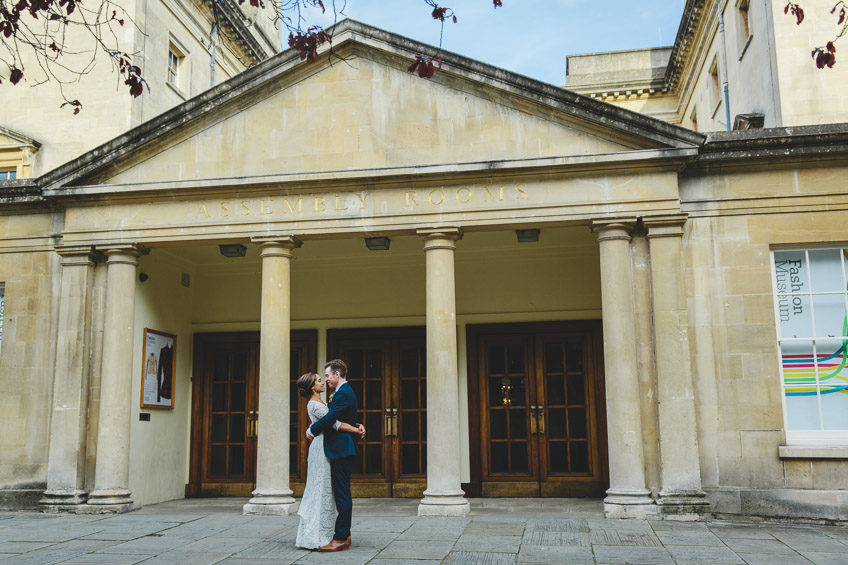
[39,19,705,195]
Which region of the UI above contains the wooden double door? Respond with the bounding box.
[468,322,608,497]
[328,328,428,498]
[187,331,316,497]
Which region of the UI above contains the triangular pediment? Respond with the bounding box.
[0,126,40,149]
[42,20,703,190]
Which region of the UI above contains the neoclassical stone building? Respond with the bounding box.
[1,20,847,521]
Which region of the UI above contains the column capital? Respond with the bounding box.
[590,218,637,242]
[96,243,148,266]
[643,214,688,239]
[54,244,101,266]
[251,235,302,258]
[417,226,463,251]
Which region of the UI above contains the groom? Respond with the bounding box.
[306,359,358,552]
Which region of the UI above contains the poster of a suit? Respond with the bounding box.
[141,329,177,409]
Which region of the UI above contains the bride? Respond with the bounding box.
[295,372,364,549]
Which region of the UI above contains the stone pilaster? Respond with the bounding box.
[417,227,470,517]
[40,245,100,511]
[86,244,146,513]
[591,219,656,519]
[644,215,709,518]
[244,236,302,516]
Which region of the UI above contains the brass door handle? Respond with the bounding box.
[384,408,398,437]
[536,406,545,435]
[529,406,538,435]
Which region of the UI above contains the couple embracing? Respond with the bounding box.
[295,359,365,552]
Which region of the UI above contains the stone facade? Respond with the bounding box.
[567,0,848,131]
[1,19,847,523]
[0,0,276,178]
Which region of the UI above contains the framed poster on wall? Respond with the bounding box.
[141,328,176,409]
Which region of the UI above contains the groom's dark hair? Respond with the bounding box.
[325,358,348,379]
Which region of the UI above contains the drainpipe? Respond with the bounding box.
[718,6,732,131]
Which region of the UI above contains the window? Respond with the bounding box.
[167,48,182,88]
[771,248,848,444]
[708,58,721,117]
[0,169,16,180]
[736,0,753,58]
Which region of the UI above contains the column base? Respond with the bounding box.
[243,490,298,516]
[77,502,136,514]
[417,490,471,517]
[656,491,711,521]
[604,489,657,519]
[87,488,133,507]
[39,489,88,512]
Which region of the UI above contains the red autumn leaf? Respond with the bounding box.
[493,0,503,6]
[9,67,23,84]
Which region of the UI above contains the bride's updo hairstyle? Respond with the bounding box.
[297,373,318,398]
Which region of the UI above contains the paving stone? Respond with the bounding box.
[368,560,443,565]
[767,529,848,552]
[172,536,259,554]
[721,537,798,554]
[735,552,812,565]
[394,524,465,541]
[589,529,662,547]
[0,541,54,554]
[649,521,710,531]
[158,524,233,540]
[521,530,589,547]
[665,544,746,564]
[516,545,594,564]
[377,540,455,560]
[526,519,588,533]
[464,521,525,536]
[93,536,190,555]
[344,532,399,548]
[655,530,725,546]
[444,551,517,564]
[217,524,288,539]
[230,541,307,559]
[60,555,150,565]
[294,547,380,564]
[344,518,414,533]
[589,519,653,531]
[130,552,231,564]
[710,524,777,539]
[0,549,87,564]
[591,545,675,564]
[50,539,122,552]
[80,531,147,541]
[797,552,848,565]
[454,534,521,552]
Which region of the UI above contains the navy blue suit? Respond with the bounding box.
[309,381,358,541]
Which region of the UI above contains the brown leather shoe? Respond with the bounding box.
[317,538,351,552]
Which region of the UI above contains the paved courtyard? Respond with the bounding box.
[1,498,848,564]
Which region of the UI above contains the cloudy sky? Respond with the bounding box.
[285,0,686,86]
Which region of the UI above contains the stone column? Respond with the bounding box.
[417,227,470,517]
[644,215,708,516]
[244,236,301,516]
[40,245,99,510]
[87,244,145,512]
[591,219,655,519]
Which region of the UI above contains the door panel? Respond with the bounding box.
[188,331,316,498]
[328,328,426,498]
[468,322,607,498]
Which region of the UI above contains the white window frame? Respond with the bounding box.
[0,169,16,180]
[770,246,848,446]
[166,35,190,97]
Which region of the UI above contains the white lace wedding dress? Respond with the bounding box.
[296,400,337,549]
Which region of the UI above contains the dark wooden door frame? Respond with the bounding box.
[465,320,609,498]
[186,330,317,498]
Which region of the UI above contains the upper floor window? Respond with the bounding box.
[771,248,848,444]
[736,0,753,58]
[708,58,721,117]
[0,169,16,180]
[167,48,182,88]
